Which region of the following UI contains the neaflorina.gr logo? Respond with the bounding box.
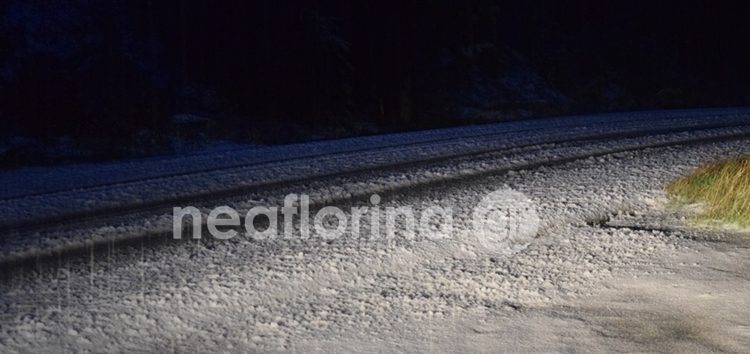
[173,188,540,256]
[173,194,454,241]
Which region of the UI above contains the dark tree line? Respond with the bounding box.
[2,0,750,159]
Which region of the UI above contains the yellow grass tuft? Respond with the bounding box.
[667,155,750,227]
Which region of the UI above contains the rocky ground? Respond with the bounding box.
[1,136,749,353]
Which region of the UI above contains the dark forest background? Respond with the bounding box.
[2,1,750,166]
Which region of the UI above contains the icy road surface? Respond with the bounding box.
[1,110,750,352]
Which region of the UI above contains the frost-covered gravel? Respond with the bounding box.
[2,109,750,229]
[1,134,749,352]
[2,120,750,263]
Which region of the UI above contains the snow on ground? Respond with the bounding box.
[2,108,750,227]
[2,109,750,255]
[1,133,749,352]
[4,108,736,198]
[3,118,750,262]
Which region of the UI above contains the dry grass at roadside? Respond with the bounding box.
[667,155,750,227]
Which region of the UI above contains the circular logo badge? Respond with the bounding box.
[471,188,540,255]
